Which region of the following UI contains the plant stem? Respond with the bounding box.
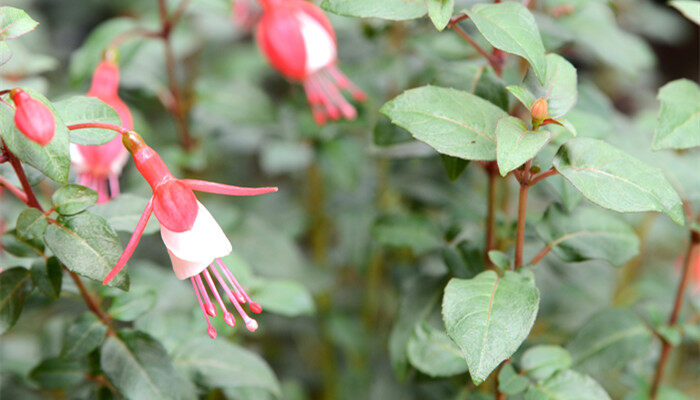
[529,244,551,266]
[485,162,498,262]
[530,167,558,186]
[649,230,699,398]
[514,161,531,268]
[67,122,131,135]
[0,175,28,204]
[449,23,501,72]
[69,270,114,333]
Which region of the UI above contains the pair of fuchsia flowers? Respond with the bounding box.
[8,0,365,338]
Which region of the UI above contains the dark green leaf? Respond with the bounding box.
[381,85,506,161]
[496,116,550,176]
[427,0,454,31]
[524,369,611,400]
[101,330,196,400]
[498,363,529,395]
[407,323,467,377]
[44,212,129,290]
[0,7,39,40]
[652,79,700,150]
[535,204,640,266]
[442,270,540,385]
[29,357,85,389]
[520,345,571,382]
[440,154,469,181]
[61,312,107,360]
[553,138,684,225]
[321,0,427,21]
[30,257,62,300]
[0,267,32,334]
[1,229,44,258]
[15,208,48,240]
[53,96,121,146]
[52,184,99,215]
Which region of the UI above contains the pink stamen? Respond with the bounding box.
[210,264,258,332]
[203,269,235,327]
[195,274,217,317]
[97,177,108,204]
[309,75,340,120]
[182,179,278,197]
[319,70,356,120]
[103,197,154,284]
[191,277,217,339]
[328,65,366,101]
[109,174,120,198]
[215,258,262,314]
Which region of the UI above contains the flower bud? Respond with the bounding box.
[531,98,548,123]
[10,89,55,146]
[122,130,146,154]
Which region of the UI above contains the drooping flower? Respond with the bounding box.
[255,0,366,124]
[103,131,277,338]
[10,89,55,146]
[70,59,132,203]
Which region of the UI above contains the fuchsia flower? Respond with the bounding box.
[103,131,277,338]
[71,60,132,203]
[10,89,55,146]
[255,0,366,124]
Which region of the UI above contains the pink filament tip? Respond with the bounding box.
[205,302,217,317]
[250,302,262,314]
[224,312,236,327]
[235,292,246,303]
[245,318,258,332]
[207,326,217,339]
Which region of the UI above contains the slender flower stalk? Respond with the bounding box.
[102,130,277,338]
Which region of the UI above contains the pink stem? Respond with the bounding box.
[191,277,216,338]
[195,273,216,316]
[103,197,154,284]
[203,269,235,326]
[109,174,121,198]
[210,264,257,331]
[182,179,277,196]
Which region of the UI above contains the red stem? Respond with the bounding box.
[450,23,501,72]
[0,175,28,204]
[514,161,532,269]
[67,122,131,136]
[485,162,498,262]
[530,168,558,186]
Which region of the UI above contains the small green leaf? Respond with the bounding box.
[553,138,684,225]
[101,330,196,400]
[381,85,506,161]
[53,96,121,145]
[44,212,129,290]
[0,88,70,183]
[652,79,700,150]
[15,208,48,240]
[0,267,32,334]
[520,345,572,382]
[248,280,315,317]
[29,357,85,389]
[670,1,700,25]
[52,184,98,215]
[407,323,468,377]
[372,214,442,255]
[523,54,578,118]
[0,7,39,40]
[108,288,157,321]
[498,363,529,395]
[506,85,536,110]
[90,194,159,234]
[427,0,454,31]
[487,250,511,271]
[440,154,469,181]
[30,257,62,300]
[1,229,44,258]
[61,312,107,360]
[442,270,540,385]
[496,116,550,176]
[467,2,547,83]
[535,204,640,266]
[321,0,427,21]
[566,309,652,375]
[524,369,611,400]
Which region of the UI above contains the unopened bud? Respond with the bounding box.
[531,98,548,122]
[122,130,146,154]
[10,89,55,146]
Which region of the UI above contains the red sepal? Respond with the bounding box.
[256,4,307,80]
[11,90,55,146]
[153,179,199,232]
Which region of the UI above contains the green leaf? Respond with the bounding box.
[652,79,700,150]
[496,116,550,176]
[498,363,529,395]
[90,194,159,234]
[466,2,547,83]
[440,154,469,181]
[381,85,506,161]
[320,0,427,21]
[523,54,578,118]
[0,88,70,183]
[44,212,129,290]
[101,330,196,400]
[1,229,44,258]
[438,63,510,110]
[524,369,611,400]
[0,7,39,40]
[53,96,121,146]
[248,280,315,317]
[29,357,85,389]
[0,267,32,334]
[553,138,684,225]
[406,323,468,377]
[442,270,540,385]
[30,257,62,300]
[427,0,454,31]
[535,204,640,266]
[15,208,48,240]
[61,312,107,360]
[487,250,511,271]
[108,288,157,321]
[52,184,99,215]
[0,41,11,65]
[670,1,700,25]
[545,174,582,213]
[372,214,442,255]
[520,345,572,382]
[506,85,536,110]
[174,337,280,396]
[566,309,652,375]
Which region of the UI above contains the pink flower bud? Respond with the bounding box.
[10,89,55,146]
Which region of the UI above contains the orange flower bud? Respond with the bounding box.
[531,98,548,122]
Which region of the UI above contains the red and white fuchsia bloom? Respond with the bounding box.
[10,89,55,146]
[256,0,366,124]
[103,131,277,338]
[71,60,132,203]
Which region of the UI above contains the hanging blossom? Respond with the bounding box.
[9,89,55,146]
[71,58,131,203]
[255,0,366,124]
[103,131,277,338]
